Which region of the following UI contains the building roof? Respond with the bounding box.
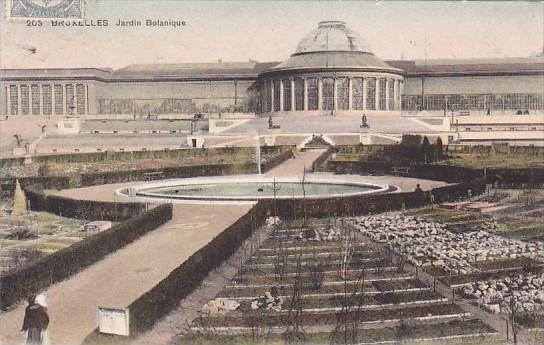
[263,51,401,75]
[112,61,277,80]
[1,57,542,81]
[387,57,544,76]
[295,21,373,55]
[0,68,113,81]
[261,21,400,76]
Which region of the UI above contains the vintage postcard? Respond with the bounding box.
[0,1,543,345]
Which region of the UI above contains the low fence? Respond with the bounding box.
[0,204,173,310]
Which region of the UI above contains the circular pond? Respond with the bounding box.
[117,176,389,203]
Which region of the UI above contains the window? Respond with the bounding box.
[42,85,52,115]
[322,77,334,111]
[21,85,29,115]
[31,85,40,115]
[294,78,304,111]
[378,78,386,110]
[263,81,272,112]
[76,84,85,114]
[273,80,280,112]
[9,85,18,115]
[307,78,318,110]
[282,79,291,111]
[54,84,63,114]
[66,85,75,115]
[366,78,376,110]
[352,78,364,110]
[388,79,395,110]
[337,77,349,110]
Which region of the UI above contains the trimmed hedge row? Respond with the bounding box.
[0,203,173,310]
[24,184,145,221]
[0,146,294,168]
[261,148,295,172]
[126,205,260,337]
[0,176,72,197]
[260,178,486,221]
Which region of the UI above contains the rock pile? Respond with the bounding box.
[201,298,240,316]
[461,274,544,314]
[350,214,544,274]
[297,227,341,242]
[250,289,283,312]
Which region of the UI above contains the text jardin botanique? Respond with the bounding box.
[49,19,186,28]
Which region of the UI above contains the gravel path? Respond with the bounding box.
[0,204,252,345]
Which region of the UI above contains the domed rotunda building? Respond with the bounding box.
[258,21,405,116]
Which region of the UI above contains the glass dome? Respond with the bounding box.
[294,21,373,55]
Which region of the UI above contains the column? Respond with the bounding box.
[399,81,404,111]
[303,78,308,111]
[317,78,322,110]
[279,79,284,112]
[393,80,398,111]
[86,84,89,115]
[385,79,390,111]
[290,78,295,111]
[270,80,275,112]
[375,78,380,111]
[333,77,338,111]
[5,86,10,115]
[348,78,353,110]
[39,84,44,115]
[362,78,367,110]
[18,85,22,115]
[63,83,67,115]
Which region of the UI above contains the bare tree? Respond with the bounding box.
[283,254,305,343]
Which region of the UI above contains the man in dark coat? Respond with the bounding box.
[21,294,49,345]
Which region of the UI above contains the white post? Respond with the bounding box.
[385,79,390,111]
[333,77,338,111]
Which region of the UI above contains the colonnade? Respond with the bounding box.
[262,75,404,113]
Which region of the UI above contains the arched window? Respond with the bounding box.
[352,78,364,110]
[282,79,291,111]
[379,78,387,110]
[366,78,376,110]
[273,80,281,112]
[337,77,349,110]
[294,78,304,111]
[322,77,334,111]
[307,78,318,110]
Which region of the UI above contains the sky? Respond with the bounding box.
[0,0,543,69]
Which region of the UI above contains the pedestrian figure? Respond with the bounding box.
[21,294,49,345]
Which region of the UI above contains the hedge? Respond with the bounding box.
[259,178,487,220]
[0,203,173,310]
[83,204,262,340]
[0,146,295,169]
[24,184,145,221]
